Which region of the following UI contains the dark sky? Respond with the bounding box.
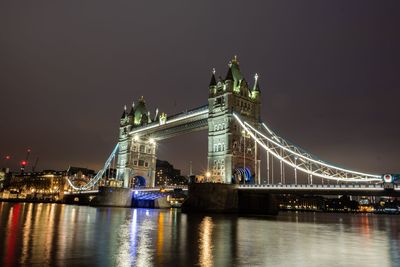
[0,1,399,176]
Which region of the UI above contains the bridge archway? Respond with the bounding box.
[233,167,254,184]
[129,176,146,188]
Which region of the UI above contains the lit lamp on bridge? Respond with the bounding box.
[205,171,211,182]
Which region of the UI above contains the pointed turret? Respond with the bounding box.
[128,101,135,117]
[225,55,244,92]
[251,73,261,100]
[154,108,159,121]
[134,96,149,126]
[225,61,233,81]
[230,55,243,82]
[253,73,260,92]
[121,105,127,119]
[209,68,217,86]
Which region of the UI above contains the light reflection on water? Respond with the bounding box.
[0,202,400,266]
[198,216,213,267]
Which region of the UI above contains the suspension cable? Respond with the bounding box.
[233,113,381,182]
[66,144,119,190]
[246,120,380,179]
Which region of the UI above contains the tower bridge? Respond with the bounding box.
[66,56,393,197]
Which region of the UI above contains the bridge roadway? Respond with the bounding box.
[64,184,400,197]
[239,183,400,196]
[129,105,209,141]
[63,186,188,196]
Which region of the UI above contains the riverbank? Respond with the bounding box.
[0,198,61,204]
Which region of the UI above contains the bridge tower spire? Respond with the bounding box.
[207,56,261,184]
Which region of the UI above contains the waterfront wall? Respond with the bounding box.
[182,183,279,215]
[238,190,279,215]
[182,183,238,213]
[92,187,133,207]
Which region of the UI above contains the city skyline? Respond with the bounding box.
[1,1,399,175]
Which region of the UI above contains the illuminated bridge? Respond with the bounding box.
[65,56,396,200]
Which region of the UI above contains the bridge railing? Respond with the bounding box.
[238,184,389,189]
[129,105,209,135]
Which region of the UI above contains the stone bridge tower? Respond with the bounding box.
[116,97,156,188]
[208,56,261,184]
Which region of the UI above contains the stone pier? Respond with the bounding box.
[182,183,279,215]
[91,187,133,207]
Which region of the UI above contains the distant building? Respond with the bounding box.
[5,170,65,199]
[155,160,188,186]
[67,166,96,178]
[65,166,122,190]
[278,195,325,211]
[324,195,359,212]
[0,168,12,189]
[66,166,95,188]
[1,166,98,199]
[0,169,6,189]
[100,168,120,187]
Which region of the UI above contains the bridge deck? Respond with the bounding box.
[129,105,209,140]
[239,184,400,196]
[65,184,400,197]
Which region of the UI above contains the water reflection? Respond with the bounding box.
[198,216,214,267]
[4,204,21,267]
[156,211,164,264]
[0,203,400,266]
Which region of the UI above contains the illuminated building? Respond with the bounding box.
[66,166,95,188]
[278,195,325,211]
[117,96,157,187]
[207,56,261,183]
[5,170,65,200]
[0,169,6,189]
[155,159,187,186]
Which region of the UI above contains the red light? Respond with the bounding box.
[27,149,31,153]
[5,155,11,160]
[21,161,27,166]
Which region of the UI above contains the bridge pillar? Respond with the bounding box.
[207,57,261,184]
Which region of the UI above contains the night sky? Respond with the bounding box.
[0,1,399,176]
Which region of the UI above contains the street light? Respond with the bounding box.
[205,171,211,182]
[294,157,298,185]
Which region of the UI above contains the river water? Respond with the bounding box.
[0,202,399,267]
